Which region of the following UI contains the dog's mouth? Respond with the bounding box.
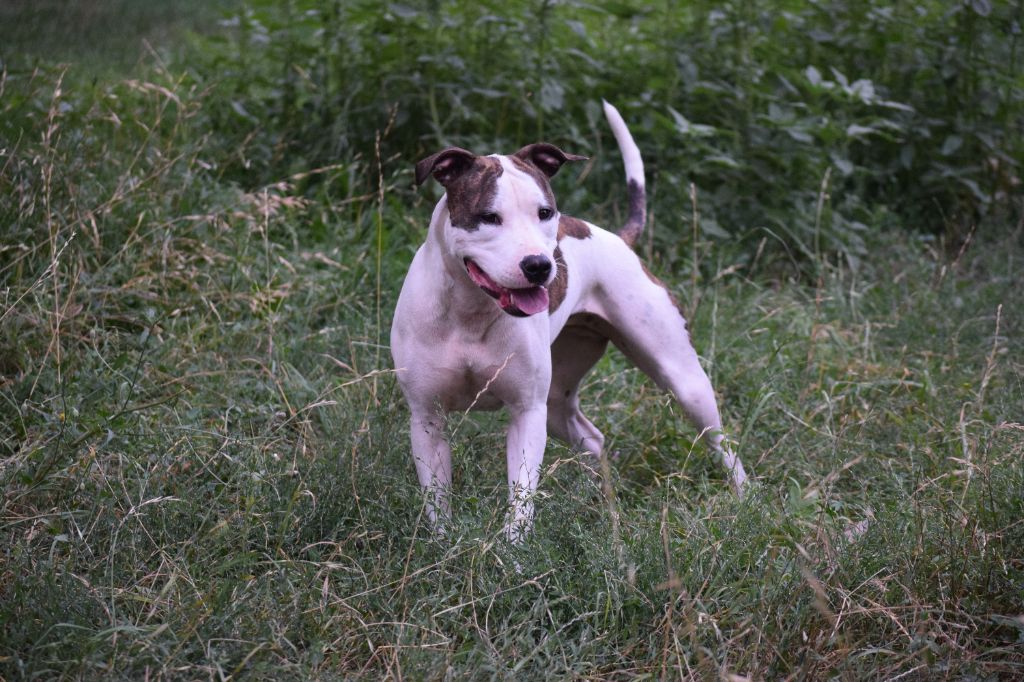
[464,259,549,317]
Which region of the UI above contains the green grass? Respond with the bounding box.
[2,4,1023,680]
[0,0,241,74]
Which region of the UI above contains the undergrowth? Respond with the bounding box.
[2,2,1023,680]
[180,0,1024,268]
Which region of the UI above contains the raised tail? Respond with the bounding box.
[602,100,646,249]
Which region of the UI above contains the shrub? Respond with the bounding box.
[183,0,1022,273]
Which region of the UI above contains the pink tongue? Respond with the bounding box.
[467,260,549,316]
[506,286,549,315]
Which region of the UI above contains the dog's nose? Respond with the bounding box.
[519,255,552,285]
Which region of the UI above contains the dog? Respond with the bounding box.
[391,101,747,541]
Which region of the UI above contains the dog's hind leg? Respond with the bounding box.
[546,319,609,458]
[596,274,748,494]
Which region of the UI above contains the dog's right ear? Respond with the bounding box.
[415,147,477,187]
[513,143,587,178]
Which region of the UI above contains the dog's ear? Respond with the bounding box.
[415,147,477,187]
[513,143,587,178]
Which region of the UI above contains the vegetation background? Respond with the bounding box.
[2,0,1022,678]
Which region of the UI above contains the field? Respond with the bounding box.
[2,1,1023,679]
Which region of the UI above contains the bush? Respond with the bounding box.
[184,0,1022,272]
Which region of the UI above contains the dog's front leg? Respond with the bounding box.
[409,407,453,534]
[504,405,548,543]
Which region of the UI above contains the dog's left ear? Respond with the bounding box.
[513,143,587,178]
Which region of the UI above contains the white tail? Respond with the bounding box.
[602,100,646,248]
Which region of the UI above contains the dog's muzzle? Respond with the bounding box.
[465,258,550,317]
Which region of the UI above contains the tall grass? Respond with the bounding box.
[2,1,1023,679]
[0,0,240,71]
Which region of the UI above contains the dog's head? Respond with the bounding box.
[416,144,585,317]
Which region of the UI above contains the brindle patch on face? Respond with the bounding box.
[445,156,504,231]
[507,155,557,210]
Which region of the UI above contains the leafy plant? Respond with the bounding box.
[180,0,1022,275]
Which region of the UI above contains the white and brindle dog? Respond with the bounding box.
[392,101,747,541]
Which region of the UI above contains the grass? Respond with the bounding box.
[2,4,1023,680]
[0,0,241,74]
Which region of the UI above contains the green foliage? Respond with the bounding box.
[0,0,240,72]
[183,0,1022,271]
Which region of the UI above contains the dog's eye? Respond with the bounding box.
[537,207,554,221]
[479,212,502,225]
